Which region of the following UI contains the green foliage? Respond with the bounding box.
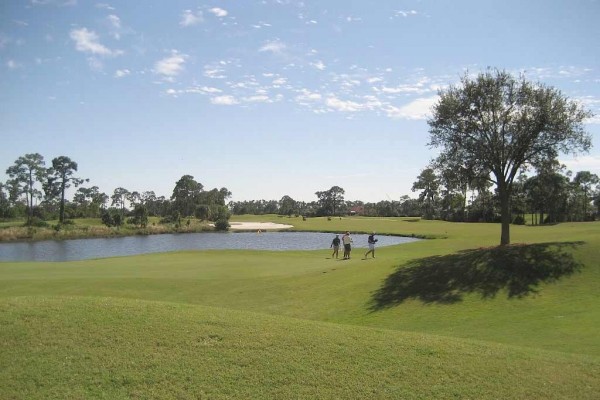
[194,204,209,221]
[5,153,46,225]
[429,69,593,245]
[214,218,230,231]
[128,204,149,228]
[45,156,87,223]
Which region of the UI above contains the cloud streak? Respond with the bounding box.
[70,27,122,57]
[154,51,187,79]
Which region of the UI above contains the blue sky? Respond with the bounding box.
[1,0,599,203]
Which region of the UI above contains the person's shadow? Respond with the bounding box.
[369,242,584,311]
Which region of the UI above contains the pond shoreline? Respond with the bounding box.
[0,231,423,262]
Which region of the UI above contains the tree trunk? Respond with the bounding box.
[498,183,511,246]
[59,182,66,223]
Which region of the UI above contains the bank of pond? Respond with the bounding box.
[0,232,421,262]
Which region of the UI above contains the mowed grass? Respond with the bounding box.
[1,216,599,398]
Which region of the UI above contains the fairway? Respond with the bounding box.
[1,217,599,399]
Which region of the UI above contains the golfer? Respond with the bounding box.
[330,234,341,259]
[364,231,378,258]
[342,231,353,259]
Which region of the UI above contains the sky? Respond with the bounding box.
[1,0,599,203]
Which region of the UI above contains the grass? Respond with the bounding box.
[1,216,599,398]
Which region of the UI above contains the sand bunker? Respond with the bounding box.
[228,222,294,230]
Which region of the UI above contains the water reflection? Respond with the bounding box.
[0,232,420,262]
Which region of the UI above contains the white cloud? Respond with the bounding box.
[198,86,222,94]
[96,3,115,10]
[560,156,600,173]
[181,9,203,27]
[326,96,363,112]
[211,95,238,105]
[204,62,228,79]
[395,10,418,18]
[295,89,322,102]
[6,60,20,69]
[154,51,187,78]
[345,16,362,23]
[114,69,130,78]
[386,96,438,120]
[209,7,228,17]
[31,0,77,6]
[576,96,600,124]
[259,39,286,54]
[310,60,326,70]
[243,95,271,103]
[70,27,122,56]
[107,15,122,39]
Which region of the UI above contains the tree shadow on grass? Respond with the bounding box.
[370,242,584,311]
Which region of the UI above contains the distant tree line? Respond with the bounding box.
[1,154,231,229]
[3,153,597,230]
[410,162,599,224]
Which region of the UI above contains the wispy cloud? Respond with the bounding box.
[154,51,187,79]
[70,27,122,56]
[243,95,271,103]
[209,7,228,17]
[560,155,600,173]
[31,0,77,6]
[6,59,21,69]
[96,3,115,11]
[310,60,326,71]
[107,14,122,39]
[114,68,130,78]
[211,95,238,105]
[386,96,438,120]
[325,96,363,112]
[394,10,418,18]
[180,9,203,27]
[259,39,286,54]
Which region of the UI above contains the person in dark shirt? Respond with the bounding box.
[330,234,341,259]
[364,231,378,259]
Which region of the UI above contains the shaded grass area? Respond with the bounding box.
[371,242,584,309]
[1,296,598,400]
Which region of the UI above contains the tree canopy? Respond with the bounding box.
[428,69,593,245]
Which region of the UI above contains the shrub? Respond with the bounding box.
[214,218,230,231]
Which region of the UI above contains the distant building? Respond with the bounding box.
[349,206,364,216]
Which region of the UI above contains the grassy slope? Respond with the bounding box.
[1,216,599,398]
[1,296,598,400]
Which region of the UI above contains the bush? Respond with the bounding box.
[25,217,49,228]
[214,218,230,231]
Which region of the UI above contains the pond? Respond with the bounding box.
[0,232,421,262]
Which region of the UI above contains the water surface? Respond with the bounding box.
[0,232,420,262]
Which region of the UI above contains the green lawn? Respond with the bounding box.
[1,216,599,399]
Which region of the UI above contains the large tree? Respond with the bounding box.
[315,186,345,216]
[428,69,592,245]
[171,175,204,217]
[412,168,439,220]
[45,156,87,223]
[572,171,599,220]
[111,187,130,217]
[6,153,46,225]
